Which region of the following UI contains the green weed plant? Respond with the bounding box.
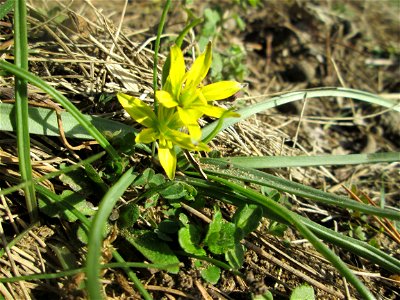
[0,1,399,300]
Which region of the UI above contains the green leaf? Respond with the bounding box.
[48,243,79,270]
[202,87,400,140]
[253,291,274,300]
[200,265,221,284]
[225,243,245,269]
[117,203,140,229]
[160,182,187,199]
[0,0,14,19]
[0,61,121,161]
[133,168,165,187]
[178,224,206,256]
[267,221,288,237]
[38,190,95,222]
[232,204,263,237]
[77,219,111,245]
[205,152,400,169]
[158,219,180,234]
[290,284,315,300]
[121,229,180,274]
[0,102,135,140]
[204,210,236,254]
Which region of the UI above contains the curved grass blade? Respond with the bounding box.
[195,184,399,273]
[204,152,400,169]
[85,168,149,299]
[14,0,37,222]
[202,87,400,140]
[0,61,121,161]
[208,174,375,299]
[183,176,400,274]
[0,152,105,197]
[200,161,400,220]
[0,262,178,283]
[0,103,136,139]
[36,181,151,299]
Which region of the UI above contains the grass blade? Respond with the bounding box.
[85,168,145,299]
[208,174,375,299]
[203,152,400,169]
[200,161,400,220]
[202,87,400,139]
[0,61,121,161]
[14,0,38,222]
[0,0,14,19]
[184,176,400,273]
[0,102,136,139]
[0,262,177,283]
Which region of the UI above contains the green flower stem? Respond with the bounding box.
[206,174,376,300]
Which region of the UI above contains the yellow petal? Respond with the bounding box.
[168,129,211,152]
[158,144,176,180]
[188,124,202,142]
[169,45,186,97]
[117,93,156,128]
[201,105,241,119]
[156,91,179,108]
[177,107,202,126]
[199,105,227,118]
[184,42,212,89]
[201,81,242,101]
[135,128,158,144]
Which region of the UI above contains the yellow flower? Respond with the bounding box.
[117,93,209,179]
[156,42,242,141]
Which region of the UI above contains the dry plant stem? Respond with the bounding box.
[144,285,196,299]
[0,192,19,234]
[183,149,208,180]
[180,202,345,298]
[0,221,30,300]
[242,241,345,299]
[343,185,400,244]
[195,280,213,300]
[253,232,318,276]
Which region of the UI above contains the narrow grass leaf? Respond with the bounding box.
[203,152,400,169]
[0,61,121,161]
[183,176,400,273]
[14,0,37,222]
[0,103,136,139]
[202,87,400,138]
[209,175,375,299]
[200,161,400,220]
[86,168,138,300]
[0,0,14,19]
[0,262,178,283]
